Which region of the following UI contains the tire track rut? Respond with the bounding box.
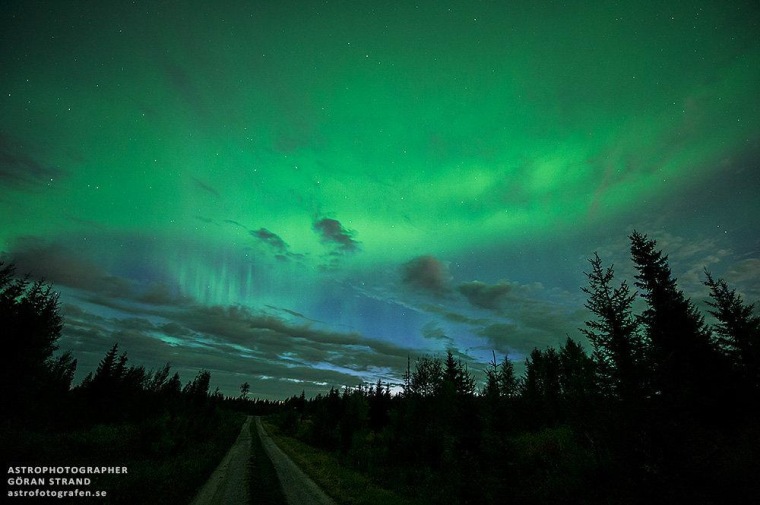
[255,417,336,505]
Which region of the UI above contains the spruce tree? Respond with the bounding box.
[497,354,518,398]
[629,231,724,410]
[409,355,443,397]
[704,270,760,391]
[91,343,120,389]
[0,263,69,418]
[483,355,501,400]
[483,353,518,399]
[581,253,646,403]
[558,337,596,402]
[521,347,561,425]
[183,370,211,400]
[240,381,251,400]
[443,350,475,397]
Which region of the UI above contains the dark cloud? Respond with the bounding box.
[137,282,192,306]
[265,305,326,325]
[224,219,248,229]
[421,321,452,344]
[222,223,302,261]
[313,218,360,253]
[252,228,288,254]
[2,237,132,297]
[1,236,191,309]
[420,304,486,325]
[0,133,65,188]
[192,177,221,199]
[458,281,512,310]
[150,303,413,373]
[477,323,535,355]
[158,321,194,338]
[266,305,307,319]
[401,255,451,295]
[473,291,588,356]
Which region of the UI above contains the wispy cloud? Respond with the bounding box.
[192,177,221,199]
[59,300,414,398]
[0,133,65,188]
[421,321,454,346]
[224,219,248,229]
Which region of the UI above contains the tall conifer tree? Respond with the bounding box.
[704,270,760,390]
[629,231,723,409]
[581,253,646,403]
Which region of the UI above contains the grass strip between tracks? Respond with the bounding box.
[249,418,288,505]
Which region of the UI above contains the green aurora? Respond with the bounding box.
[1,1,759,397]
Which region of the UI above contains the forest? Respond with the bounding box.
[2,230,759,504]
[272,231,760,504]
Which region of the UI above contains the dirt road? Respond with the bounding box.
[255,417,337,505]
[190,416,252,505]
[190,415,335,505]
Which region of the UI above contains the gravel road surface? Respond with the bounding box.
[255,417,337,505]
[190,416,252,505]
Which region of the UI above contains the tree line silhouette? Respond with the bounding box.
[274,232,760,505]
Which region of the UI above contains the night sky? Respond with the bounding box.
[2,1,759,398]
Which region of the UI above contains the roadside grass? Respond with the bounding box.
[95,410,247,504]
[261,419,423,505]
[3,409,245,504]
[249,417,288,505]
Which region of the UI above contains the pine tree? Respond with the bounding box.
[409,355,444,397]
[147,363,172,392]
[0,262,68,417]
[581,253,646,403]
[704,270,760,390]
[183,370,211,400]
[164,372,182,395]
[521,347,561,425]
[240,381,251,400]
[483,352,518,399]
[402,355,411,396]
[629,231,725,409]
[443,350,475,397]
[483,352,502,400]
[558,337,596,402]
[91,343,120,389]
[497,355,519,399]
[369,378,390,431]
